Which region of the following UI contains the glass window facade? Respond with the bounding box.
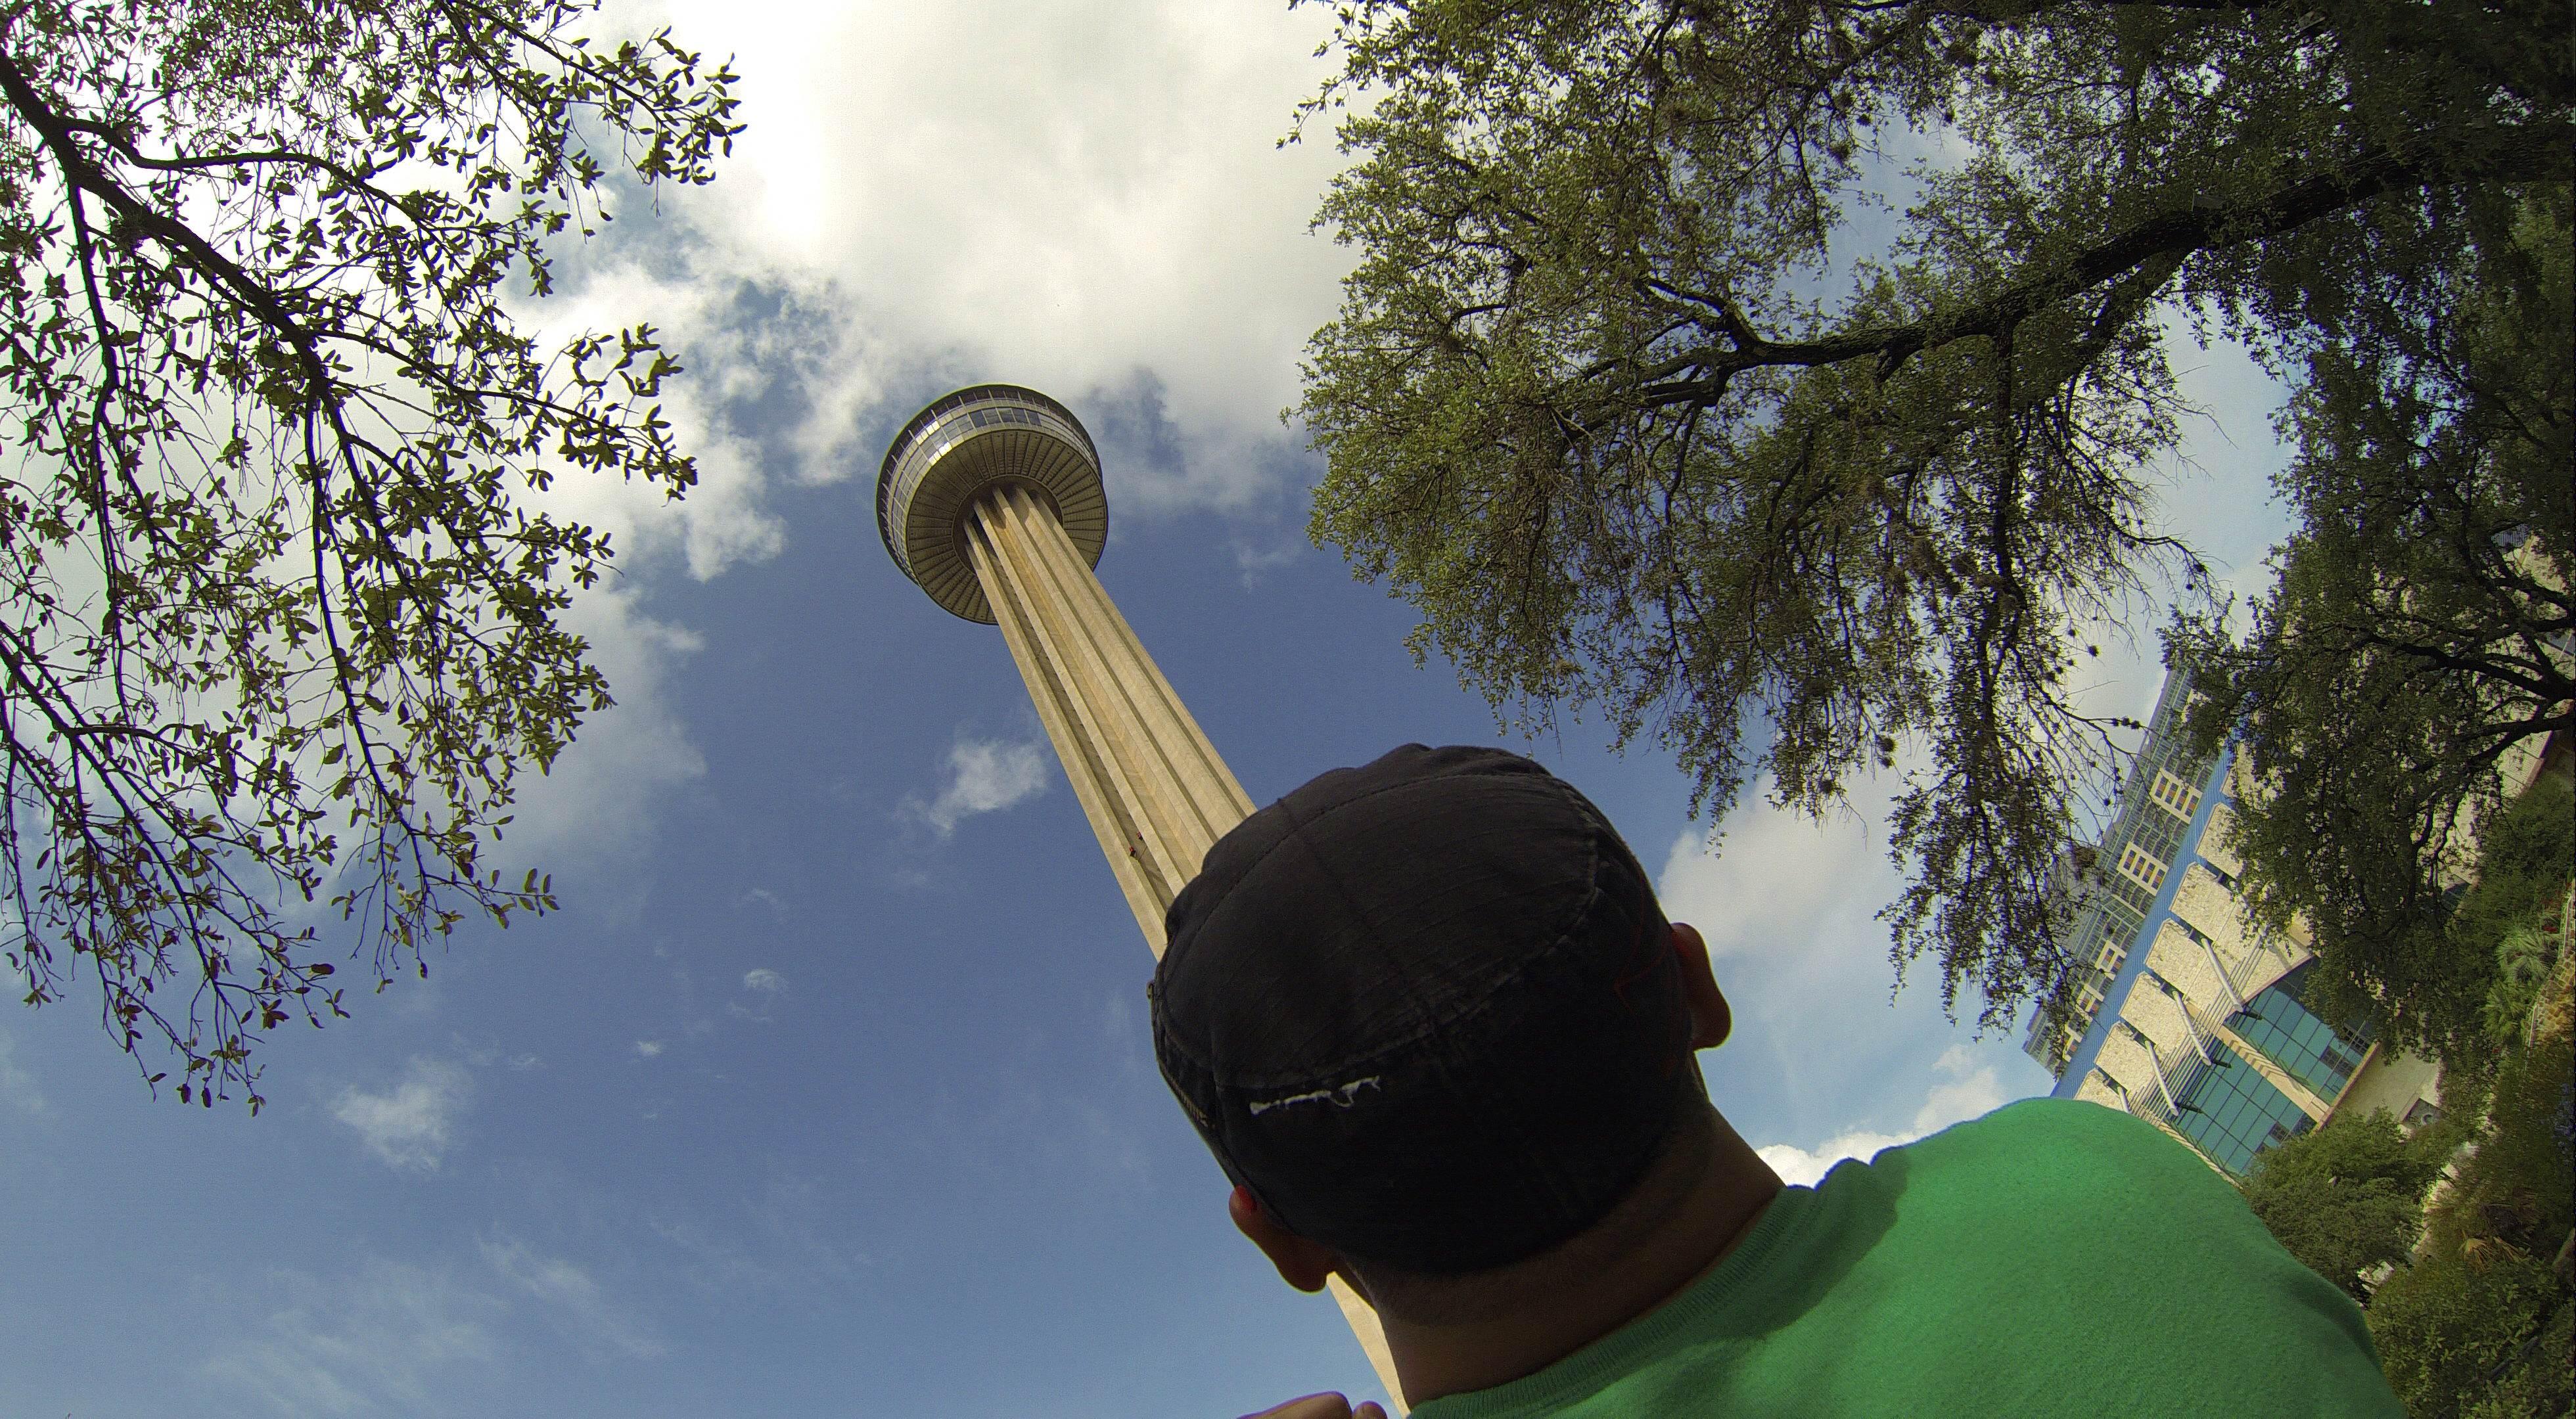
[2150,769,2203,821]
[2172,1043,2315,1175]
[2226,962,2370,1102]
[2024,669,2216,1075]
[2117,842,2169,893]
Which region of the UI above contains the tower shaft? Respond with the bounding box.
[959,482,1407,1407]
[963,483,1252,949]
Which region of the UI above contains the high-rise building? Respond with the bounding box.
[2025,669,2445,1176]
[2021,671,2220,1075]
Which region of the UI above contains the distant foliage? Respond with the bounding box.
[0,1,740,1107]
[2364,999,2574,1417]
[2372,1248,2567,1419]
[2239,1109,2444,1305]
[1291,0,2572,1027]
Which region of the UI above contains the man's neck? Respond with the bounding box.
[1373,1112,1783,1404]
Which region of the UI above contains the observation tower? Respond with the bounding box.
[876,384,1406,1404]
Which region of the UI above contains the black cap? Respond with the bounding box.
[1149,746,1690,1274]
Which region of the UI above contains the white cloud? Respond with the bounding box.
[1657,782,1893,969]
[331,1057,472,1172]
[1755,1129,1912,1190]
[505,257,797,581]
[908,735,1051,838]
[1657,771,2050,1184]
[200,1259,505,1415]
[586,0,1353,512]
[633,1040,666,1058]
[343,1,1364,875]
[480,1237,663,1360]
[1914,1043,2012,1132]
[730,968,787,1022]
[1231,536,1305,589]
[1755,1044,2010,1186]
[1654,774,1919,1078]
[0,1025,43,1114]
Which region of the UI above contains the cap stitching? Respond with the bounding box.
[1245,1075,1383,1115]
[1151,775,1614,1093]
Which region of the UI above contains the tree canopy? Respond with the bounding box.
[2178,187,2571,1060]
[1290,0,2571,1026]
[0,0,738,1108]
[2362,1017,2573,1418]
[2239,1107,2444,1304]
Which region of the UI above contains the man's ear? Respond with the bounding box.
[1670,922,1732,1050]
[1229,1186,1343,1294]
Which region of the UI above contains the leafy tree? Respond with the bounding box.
[2461,779,2574,1051]
[0,1,739,1108]
[2367,1025,2575,1419]
[2371,1248,2567,1419]
[2176,185,2571,1060]
[1288,0,2571,1026]
[2240,1108,2442,1303]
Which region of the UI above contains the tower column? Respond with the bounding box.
[965,482,1254,948]
[879,387,1406,1407]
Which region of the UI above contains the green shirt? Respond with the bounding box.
[1415,1098,2403,1418]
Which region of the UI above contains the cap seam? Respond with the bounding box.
[1152,782,1620,1093]
[1474,776,1611,1230]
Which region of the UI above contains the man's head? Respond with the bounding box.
[1148,746,1732,1315]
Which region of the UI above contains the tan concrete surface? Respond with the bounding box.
[2197,803,2245,880]
[2330,1048,2443,1127]
[2143,924,2231,1011]
[2167,864,2243,949]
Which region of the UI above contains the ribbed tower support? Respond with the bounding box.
[877,386,1405,1408]
[964,482,1253,948]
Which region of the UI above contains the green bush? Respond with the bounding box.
[2369,1248,2560,1418]
[2367,1024,2574,1418]
[2480,921,2558,1048]
[2419,1031,2576,1260]
[2241,1110,2443,1303]
[2450,777,2575,955]
[2454,1295,2572,1419]
[2449,776,2575,1059]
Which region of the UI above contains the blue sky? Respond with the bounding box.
[0,4,2303,1415]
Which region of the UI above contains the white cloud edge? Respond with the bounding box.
[907,734,1052,838]
[480,1236,664,1360]
[331,1056,473,1172]
[1753,1044,2012,1187]
[198,1258,504,1414]
[198,1239,660,1411]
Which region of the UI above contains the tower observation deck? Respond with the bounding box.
[877,384,1256,949]
[877,384,1406,1404]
